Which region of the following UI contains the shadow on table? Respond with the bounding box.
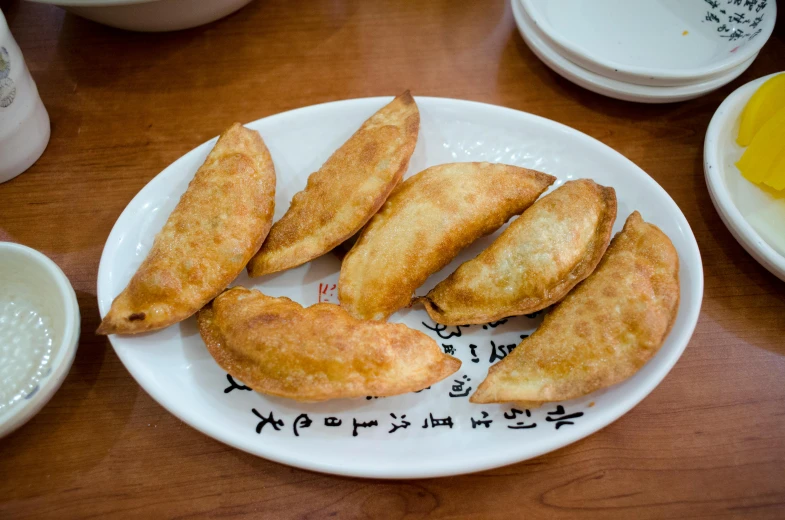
[690,152,785,357]
[0,100,125,257]
[0,291,140,480]
[50,0,354,95]
[506,30,678,123]
[218,428,571,516]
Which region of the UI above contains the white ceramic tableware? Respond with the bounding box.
[522,0,776,87]
[0,9,50,184]
[0,242,80,438]
[704,72,785,281]
[97,96,703,478]
[512,0,757,104]
[25,0,254,32]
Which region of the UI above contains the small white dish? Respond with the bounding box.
[25,0,254,32]
[0,242,80,438]
[512,0,757,104]
[0,9,50,184]
[522,0,776,87]
[704,72,785,282]
[98,95,703,478]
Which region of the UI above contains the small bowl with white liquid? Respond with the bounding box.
[0,242,79,438]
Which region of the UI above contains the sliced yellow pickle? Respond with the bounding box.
[737,106,785,185]
[737,73,785,147]
[761,148,785,191]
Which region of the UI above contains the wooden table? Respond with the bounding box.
[1,1,784,517]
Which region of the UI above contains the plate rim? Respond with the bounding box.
[511,0,757,103]
[703,72,785,282]
[97,95,705,478]
[521,0,776,84]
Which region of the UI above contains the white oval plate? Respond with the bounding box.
[512,0,757,104]
[704,72,785,281]
[98,96,703,479]
[521,0,776,87]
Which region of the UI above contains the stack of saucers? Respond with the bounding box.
[512,0,777,103]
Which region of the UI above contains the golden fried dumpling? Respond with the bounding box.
[419,179,616,325]
[247,91,419,277]
[471,211,680,405]
[198,287,461,401]
[97,123,276,335]
[338,163,556,321]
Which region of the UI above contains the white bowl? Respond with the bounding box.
[512,0,757,104]
[704,72,785,281]
[522,0,776,87]
[0,242,80,438]
[25,0,254,32]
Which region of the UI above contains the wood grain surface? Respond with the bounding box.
[1,0,784,518]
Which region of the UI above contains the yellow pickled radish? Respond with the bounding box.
[736,106,785,185]
[737,73,785,146]
[762,148,785,191]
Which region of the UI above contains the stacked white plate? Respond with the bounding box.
[513,0,777,103]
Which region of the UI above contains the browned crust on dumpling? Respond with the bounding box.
[338,163,556,321]
[97,123,276,335]
[247,91,420,277]
[471,211,680,404]
[419,179,617,325]
[198,287,461,402]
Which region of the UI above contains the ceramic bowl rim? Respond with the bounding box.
[512,0,757,103]
[703,72,785,282]
[521,0,777,83]
[0,242,80,438]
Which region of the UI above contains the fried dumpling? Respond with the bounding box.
[97,123,276,335]
[247,91,419,277]
[419,179,616,325]
[471,211,680,405]
[338,163,556,321]
[198,287,461,401]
